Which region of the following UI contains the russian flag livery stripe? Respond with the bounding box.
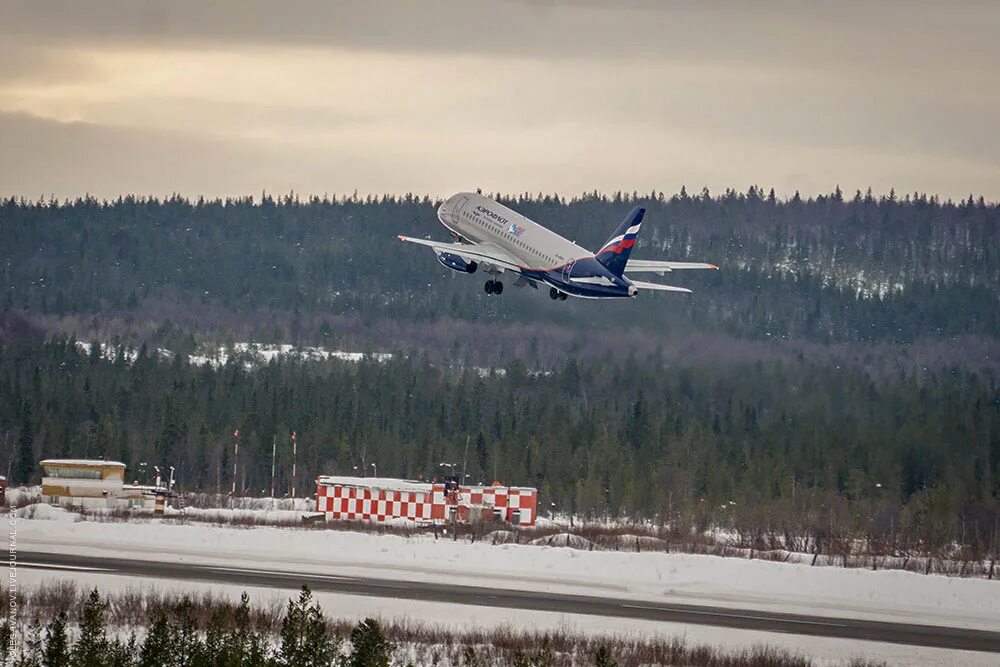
[598,222,642,255]
[595,207,644,277]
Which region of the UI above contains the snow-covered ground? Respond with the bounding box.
[186,342,393,368]
[73,340,517,377]
[75,341,393,369]
[12,569,995,667]
[10,506,1000,665]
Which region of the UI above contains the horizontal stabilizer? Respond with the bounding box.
[626,259,719,274]
[628,278,693,294]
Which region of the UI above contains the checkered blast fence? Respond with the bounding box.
[315,477,537,526]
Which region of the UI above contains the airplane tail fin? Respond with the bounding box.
[595,206,644,277]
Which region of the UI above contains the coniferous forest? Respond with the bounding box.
[0,188,997,552]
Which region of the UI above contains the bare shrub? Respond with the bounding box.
[5,581,864,666]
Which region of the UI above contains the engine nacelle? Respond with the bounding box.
[437,252,477,274]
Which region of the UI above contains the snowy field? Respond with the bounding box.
[73,340,512,376]
[75,341,393,369]
[10,505,1000,665]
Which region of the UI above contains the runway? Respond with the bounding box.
[18,550,1000,653]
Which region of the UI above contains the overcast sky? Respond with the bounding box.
[1,1,997,201]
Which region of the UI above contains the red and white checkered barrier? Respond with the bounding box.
[317,484,435,522]
[316,476,536,525]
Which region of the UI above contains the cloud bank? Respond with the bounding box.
[1,1,997,200]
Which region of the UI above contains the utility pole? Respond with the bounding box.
[461,435,469,487]
[291,431,297,500]
[231,429,239,495]
[270,435,277,499]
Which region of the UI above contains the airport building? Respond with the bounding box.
[316,476,537,526]
[41,458,173,510]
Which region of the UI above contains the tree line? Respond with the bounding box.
[2,587,393,667]
[3,337,997,554]
[1,188,996,349]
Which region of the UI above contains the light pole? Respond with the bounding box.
[270,435,277,499]
[371,462,377,478]
[168,466,175,491]
[290,431,297,500]
[231,430,239,495]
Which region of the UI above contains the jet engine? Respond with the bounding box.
[436,252,478,274]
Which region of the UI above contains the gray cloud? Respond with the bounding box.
[0,1,997,200]
[0,38,97,84]
[0,112,269,198]
[2,1,997,72]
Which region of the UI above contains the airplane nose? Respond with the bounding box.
[437,201,452,221]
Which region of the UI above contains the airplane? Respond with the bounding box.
[398,192,717,300]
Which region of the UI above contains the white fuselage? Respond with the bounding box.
[437,192,591,270]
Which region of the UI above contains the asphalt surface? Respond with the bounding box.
[18,550,1000,653]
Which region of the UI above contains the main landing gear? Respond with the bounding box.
[549,287,568,301]
[484,280,504,295]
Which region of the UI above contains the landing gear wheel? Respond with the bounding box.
[549,287,560,300]
[493,281,504,295]
[484,280,494,295]
[559,292,568,301]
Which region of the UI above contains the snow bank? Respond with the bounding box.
[529,532,594,549]
[14,516,999,633]
[15,503,82,522]
[5,485,41,505]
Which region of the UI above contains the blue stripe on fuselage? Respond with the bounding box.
[519,257,634,298]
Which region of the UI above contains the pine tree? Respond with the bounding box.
[174,597,204,667]
[14,403,36,485]
[138,611,176,667]
[593,645,618,667]
[243,632,270,667]
[18,619,43,667]
[461,645,481,667]
[106,635,137,667]
[0,620,11,666]
[346,618,393,667]
[42,612,69,667]
[224,592,271,666]
[277,586,337,667]
[200,608,229,667]
[70,590,108,667]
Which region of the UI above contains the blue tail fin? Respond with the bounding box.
[595,207,644,277]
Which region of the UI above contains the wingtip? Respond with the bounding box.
[709,263,719,270]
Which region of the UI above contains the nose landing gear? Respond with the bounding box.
[549,287,567,301]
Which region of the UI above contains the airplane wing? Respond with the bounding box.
[626,260,719,275]
[397,236,522,272]
[627,278,693,294]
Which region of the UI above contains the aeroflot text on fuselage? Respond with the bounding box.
[397,192,718,300]
[475,205,508,226]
